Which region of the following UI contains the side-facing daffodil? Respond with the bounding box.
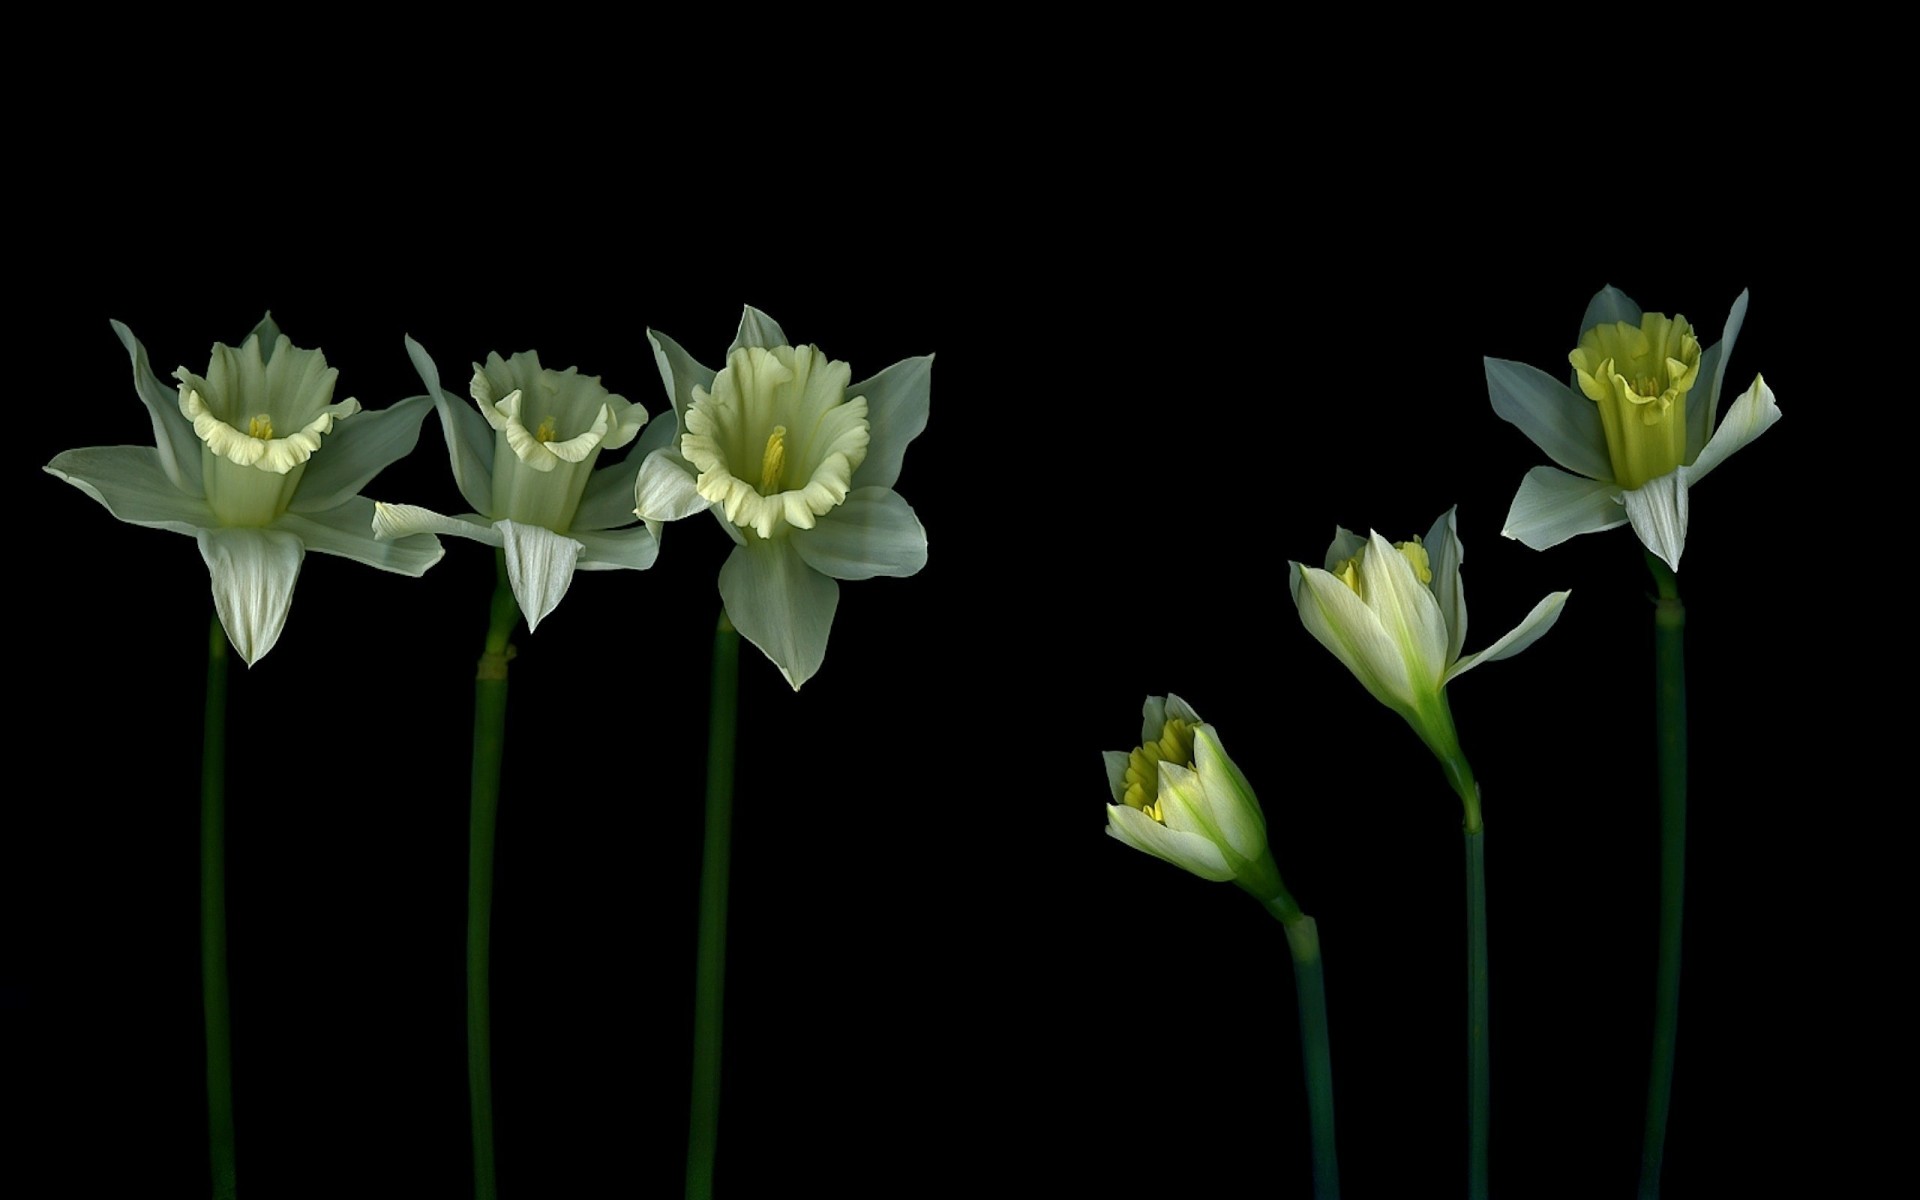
[1103,693,1286,900]
[46,315,443,664]
[372,339,668,629]
[1485,285,1781,571]
[634,306,930,689]
[1289,508,1568,771]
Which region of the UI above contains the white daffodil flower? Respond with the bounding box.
[372,339,669,630]
[635,306,930,689]
[45,315,443,665]
[1289,509,1569,762]
[1103,694,1286,900]
[1485,286,1781,571]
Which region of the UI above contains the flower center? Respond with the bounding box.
[1121,717,1196,823]
[248,414,274,439]
[1333,538,1431,599]
[1569,313,1701,489]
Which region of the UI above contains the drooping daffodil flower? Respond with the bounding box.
[1289,509,1569,772]
[45,316,443,665]
[1103,694,1287,901]
[635,306,930,689]
[372,339,668,630]
[1485,285,1781,571]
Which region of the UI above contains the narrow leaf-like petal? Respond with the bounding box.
[572,454,647,532]
[45,447,215,537]
[1292,564,1417,713]
[1485,357,1612,481]
[1192,726,1264,861]
[1140,695,1170,743]
[1321,526,1365,573]
[1502,466,1628,551]
[1424,506,1467,667]
[1163,695,1203,726]
[729,306,789,355]
[407,336,495,515]
[197,527,305,666]
[1686,374,1780,486]
[1623,471,1690,571]
[1361,531,1449,688]
[647,328,716,432]
[789,488,928,580]
[111,320,204,496]
[849,354,932,490]
[277,498,444,576]
[499,520,584,633]
[289,396,434,512]
[1577,285,1642,343]
[1102,750,1130,803]
[718,537,839,690]
[1104,804,1235,882]
[572,525,660,572]
[370,502,502,546]
[1446,591,1571,684]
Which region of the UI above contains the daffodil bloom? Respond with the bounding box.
[634,306,930,689]
[1485,286,1781,571]
[372,340,667,630]
[1289,509,1568,764]
[45,316,443,664]
[1103,694,1286,900]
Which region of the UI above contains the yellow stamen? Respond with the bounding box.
[535,415,559,443]
[1335,556,1362,596]
[759,425,788,493]
[247,414,274,439]
[1122,717,1196,824]
[1394,537,1433,584]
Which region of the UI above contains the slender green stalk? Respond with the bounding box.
[686,612,740,1200]
[1266,892,1340,1200]
[1428,703,1489,1200]
[1638,554,1687,1200]
[469,552,520,1200]
[201,614,236,1200]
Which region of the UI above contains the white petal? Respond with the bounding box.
[1484,357,1613,481]
[499,520,584,632]
[1688,289,1751,463]
[1686,374,1780,486]
[1362,530,1449,688]
[1102,750,1131,803]
[407,336,495,516]
[572,525,660,572]
[370,502,502,546]
[849,354,932,491]
[1104,804,1234,883]
[789,488,927,580]
[111,319,204,497]
[1423,506,1467,668]
[633,447,712,530]
[1623,470,1690,572]
[1577,285,1642,343]
[1163,694,1203,725]
[287,395,434,513]
[276,498,444,576]
[45,446,214,537]
[647,328,716,433]
[1291,563,1417,714]
[1139,695,1169,744]
[1502,466,1628,551]
[1445,591,1571,685]
[728,306,788,355]
[572,457,647,533]
[1321,526,1365,573]
[1193,726,1265,862]
[196,527,305,666]
[718,537,839,690]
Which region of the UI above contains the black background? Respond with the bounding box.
[9,110,1858,1199]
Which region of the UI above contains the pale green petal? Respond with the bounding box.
[197,527,304,666]
[1140,695,1169,744]
[728,306,789,355]
[497,520,584,632]
[1577,285,1642,345]
[572,525,660,572]
[1423,506,1467,668]
[1623,470,1689,572]
[647,328,716,433]
[789,488,927,580]
[1362,530,1449,689]
[1686,374,1780,486]
[277,498,444,576]
[288,396,434,513]
[849,354,932,490]
[45,446,214,537]
[571,456,647,533]
[1163,694,1203,725]
[1104,803,1234,882]
[111,319,204,496]
[1688,290,1750,462]
[1321,526,1365,573]
[1445,591,1571,684]
[407,336,495,515]
[1485,357,1613,481]
[1192,726,1265,862]
[1102,750,1130,804]
[633,447,712,533]
[370,502,502,546]
[1292,563,1417,713]
[718,537,838,690]
[1502,466,1628,551]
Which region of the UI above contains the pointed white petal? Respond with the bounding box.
[1104,803,1234,882]
[1321,526,1365,573]
[1163,694,1203,725]
[277,498,444,576]
[729,306,788,355]
[647,328,716,432]
[1484,357,1613,481]
[789,487,927,580]
[571,456,646,533]
[499,520,584,632]
[849,354,932,490]
[1689,289,1751,462]
[1193,726,1265,861]
[370,502,502,546]
[1686,374,1780,486]
[196,527,305,666]
[45,446,214,537]
[1578,285,1642,341]
[287,395,434,513]
[572,525,660,572]
[1102,750,1131,803]
[1292,563,1417,713]
[718,538,839,690]
[633,447,712,527]
[1362,530,1449,688]
[1140,695,1169,743]
[1423,506,1467,668]
[1623,471,1690,572]
[407,336,495,515]
[111,319,204,496]
[1446,590,1571,684]
[1502,466,1628,551]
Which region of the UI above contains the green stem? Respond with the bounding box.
[686,612,740,1200]
[469,552,520,1200]
[1436,733,1488,1200]
[202,614,236,1200]
[1266,893,1340,1200]
[1638,554,1687,1200]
